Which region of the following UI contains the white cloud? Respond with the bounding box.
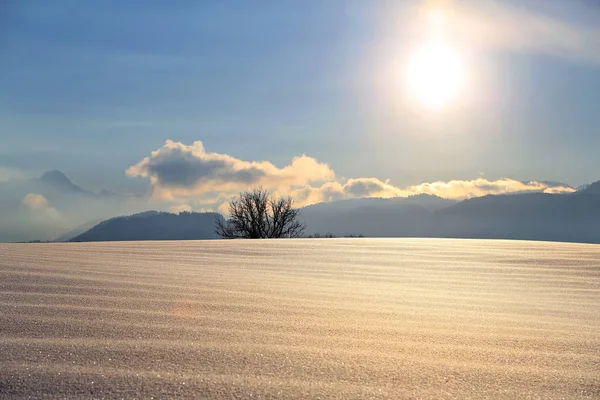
[216,202,230,216]
[129,141,577,212]
[21,193,61,220]
[543,186,576,195]
[127,140,335,201]
[292,177,574,207]
[406,178,575,199]
[22,193,50,210]
[291,178,410,207]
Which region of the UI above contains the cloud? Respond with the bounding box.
[129,141,577,212]
[412,0,600,64]
[216,202,230,215]
[291,178,410,206]
[22,193,50,210]
[127,140,335,201]
[21,193,61,220]
[292,178,575,207]
[406,178,575,199]
[543,186,576,195]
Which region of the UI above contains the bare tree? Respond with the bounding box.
[215,188,306,239]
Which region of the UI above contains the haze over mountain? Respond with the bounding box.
[1,168,599,244]
[57,183,600,244]
[53,219,103,242]
[300,194,456,237]
[1,168,589,243]
[300,190,600,243]
[0,170,150,242]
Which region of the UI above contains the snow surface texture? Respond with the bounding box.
[1,239,599,399]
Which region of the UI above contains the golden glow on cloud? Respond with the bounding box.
[129,141,576,212]
[290,178,575,208]
[126,140,335,202]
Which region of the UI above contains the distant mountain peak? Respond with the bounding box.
[40,170,86,193]
[41,170,71,184]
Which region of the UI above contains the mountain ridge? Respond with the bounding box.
[71,211,224,242]
[6,170,600,243]
[300,192,600,243]
[576,180,600,195]
[67,190,600,244]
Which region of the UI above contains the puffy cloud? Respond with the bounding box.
[291,178,411,207]
[22,193,61,220]
[22,193,50,210]
[127,140,334,201]
[129,140,577,212]
[344,178,406,198]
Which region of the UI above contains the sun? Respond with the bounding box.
[406,39,465,110]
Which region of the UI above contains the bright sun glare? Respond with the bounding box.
[405,11,466,110]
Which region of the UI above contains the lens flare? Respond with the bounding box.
[406,39,465,110]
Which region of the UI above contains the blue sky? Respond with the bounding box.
[2,0,600,196]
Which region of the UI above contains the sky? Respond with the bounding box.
[2,0,600,211]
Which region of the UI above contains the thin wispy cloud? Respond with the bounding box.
[413,0,600,64]
[0,166,31,182]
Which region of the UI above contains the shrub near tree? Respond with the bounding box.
[215,188,306,239]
